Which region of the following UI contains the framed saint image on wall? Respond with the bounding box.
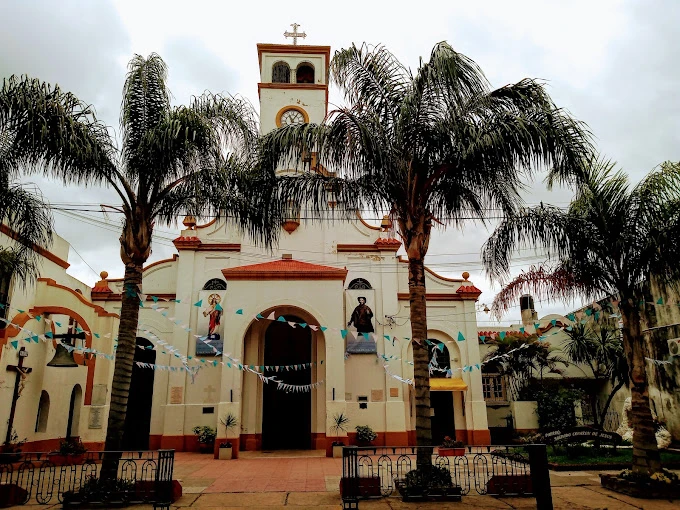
[196,291,225,356]
[346,294,377,354]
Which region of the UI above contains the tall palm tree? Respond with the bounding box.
[1,55,271,457]
[563,322,629,428]
[483,159,680,474]
[258,42,592,465]
[483,334,568,400]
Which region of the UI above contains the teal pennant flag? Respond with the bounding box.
[479,336,486,344]
[10,340,18,349]
[35,315,41,322]
[94,333,100,339]
[320,326,327,332]
[657,297,664,305]
[340,330,348,339]
[235,309,243,315]
[32,335,39,343]
[152,296,159,303]
[457,332,465,341]
[277,316,286,322]
[585,308,592,316]
[567,313,575,322]
[499,331,506,340]
[256,313,264,319]
[45,331,53,338]
[519,327,525,334]
[384,335,391,341]
[551,319,557,326]
[215,303,223,312]
[299,323,307,328]
[194,300,203,307]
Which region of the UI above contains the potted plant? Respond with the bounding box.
[192,425,216,454]
[438,436,465,457]
[395,466,461,502]
[0,430,25,464]
[49,437,87,465]
[331,412,350,458]
[355,425,377,446]
[218,413,238,460]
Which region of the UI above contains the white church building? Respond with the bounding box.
[0,41,492,457]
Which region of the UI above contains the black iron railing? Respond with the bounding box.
[0,449,175,508]
[341,444,553,509]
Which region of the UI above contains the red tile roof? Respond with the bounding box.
[222,259,348,281]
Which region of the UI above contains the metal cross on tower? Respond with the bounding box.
[284,23,306,45]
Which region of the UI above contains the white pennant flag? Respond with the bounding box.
[266,311,276,321]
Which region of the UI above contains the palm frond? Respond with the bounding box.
[0,75,117,184]
[490,264,593,318]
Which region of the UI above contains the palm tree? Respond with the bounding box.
[258,42,592,464]
[1,55,271,458]
[483,159,680,475]
[563,321,629,429]
[483,333,568,400]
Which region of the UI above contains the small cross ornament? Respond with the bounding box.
[284,23,306,45]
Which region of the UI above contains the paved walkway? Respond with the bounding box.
[9,452,679,509]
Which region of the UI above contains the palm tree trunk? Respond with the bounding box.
[620,303,662,475]
[102,261,143,479]
[597,379,625,430]
[408,256,432,470]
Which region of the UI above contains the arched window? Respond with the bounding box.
[348,278,372,290]
[67,385,82,437]
[428,340,451,378]
[35,390,50,432]
[272,62,291,83]
[203,279,227,291]
[296,63,314,84]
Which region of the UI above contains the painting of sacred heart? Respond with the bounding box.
[196,291,225,356]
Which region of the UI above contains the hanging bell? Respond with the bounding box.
[46,343,78,368]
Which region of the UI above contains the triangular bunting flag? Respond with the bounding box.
[341,330,348,339]
[277,316,287,323]
[457,332,465,341]
[519,327,525,334]
[10,340,18,349]
[266,312,276,320]
[236,309,243,315]
[479,335,486,344]
[215,303,223,312]
[256,313,264,319]
[551,319,557,326]
[320,326,327,332]
[657,297,664,305]
[499,331,506,340]
[194,300,203,307]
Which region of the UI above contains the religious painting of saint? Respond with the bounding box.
[348,296,374,334]
[203,293,222,338]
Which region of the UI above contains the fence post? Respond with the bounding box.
[527,444,553,510]
[342,446,359,510]
[154,449,175,510]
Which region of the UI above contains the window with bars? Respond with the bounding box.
[482,373,508,403]
[272,62,291,83]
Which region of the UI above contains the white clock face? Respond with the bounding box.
[280,109,306,126]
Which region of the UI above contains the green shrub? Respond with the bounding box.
[521,385,583,431]
[355,425,377,444]
[404,466,452,489]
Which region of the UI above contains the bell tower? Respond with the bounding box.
[257,25,330,135]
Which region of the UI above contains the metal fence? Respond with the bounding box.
[341,444,553,509]
[0,449,175,508]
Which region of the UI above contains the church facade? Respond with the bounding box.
[0,41,491,456]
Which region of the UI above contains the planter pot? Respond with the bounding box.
[48,454,85,466]
[438,447,466,457]
[332,445,344,458]
[198,443,214,454]
[0,483,28,507]
[395,480,462,502]
[219,446,233,460]
[340,476,381,498]
[0,452,21,464]
[487,474,533,496]
[600,474,680,499]
[134,480,183,502]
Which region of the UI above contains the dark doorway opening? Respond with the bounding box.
[66,384,82,439]
[122,337,155,450]
[262,316,311,450]
[430,392,455,444]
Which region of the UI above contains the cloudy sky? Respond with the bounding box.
[1,0,678,325]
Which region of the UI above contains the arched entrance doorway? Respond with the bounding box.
[66,384,82,439]
[428,340,455,444]
[262,316,311,450]
[122,337,156,450]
